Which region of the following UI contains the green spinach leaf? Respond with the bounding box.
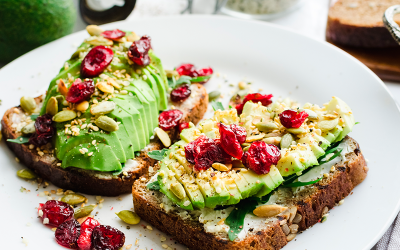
[281,177,323,188]
[147,148,169,161]
[190,75,211,83]
[147,181,160,190]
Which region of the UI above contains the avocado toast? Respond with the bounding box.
[132,95,368,249]
[1,26,208,196]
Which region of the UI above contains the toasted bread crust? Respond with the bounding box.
[1,84,208,196]
[132,137,368,250]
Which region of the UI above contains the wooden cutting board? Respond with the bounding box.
[327,39,400,82]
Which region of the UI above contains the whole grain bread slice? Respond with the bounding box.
[1,83,208,196]
[132,136,368,250]
[326,0,400,48]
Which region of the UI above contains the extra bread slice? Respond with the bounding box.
[132,136,368,250]
[1,83,208,196]
[326,0,400,48]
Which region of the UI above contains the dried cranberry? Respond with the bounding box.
[193,137,220,171]
[29,114,54,146]
[229,124,247,144]
[55,219,80,249]
[81,46,114,78]
[128,35,152,66]
[214,139,232,163]
[77,217,101,250]
[40,200,74,227]
[242,141,281,175]
[236,93,273,115]
[158,109,183,131]
[91,225,125,250]
[170,84,191,102]
[179,122,190,132]
[279,110,309,128]
[176,63,213,83]
[66,78,95,103]
[102,29,126,41]
[219,123,243,159]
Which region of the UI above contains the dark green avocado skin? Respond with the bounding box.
[0,0,76,63]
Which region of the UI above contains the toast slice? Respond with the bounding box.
[132,136,368,250]
[2,83,208,196]
[326,0,400,48]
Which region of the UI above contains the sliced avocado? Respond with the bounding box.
[322,132,335,143]
[146,65,168,110]
[110,97,147,149]
[276,151,305,177]
[231,171,252,199]
[325,96,355,141]
[113,123,134,159]
[158,163,193,210]
[239,170,265,197]
[195,177,223,209]
[313,134,331,150]
[221,173,242,205]
[61,143,122,172]
[142,68,161,110]
[298,135,326,158]
[149,50,168,89]
[180,127,201,143]
[255,166,283,197]
[332,125,344,142]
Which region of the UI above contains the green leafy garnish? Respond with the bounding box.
[211,101,224,111]
[112,163,125,176]
[318,149,343,165]
[147,148,169,161]
[355,122,360,125]
[30,114,39,120]
[7,136,30,144]
[147,181,160,190]
[225,193,273,241]
[190,75,211,83]
[281,177,323,188]
[168,75,192,89]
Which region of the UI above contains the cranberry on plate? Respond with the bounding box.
[91,225,125,250]
[38,200,74,227]
[55,219,81,249]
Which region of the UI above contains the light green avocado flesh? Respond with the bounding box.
[40,34,168,173]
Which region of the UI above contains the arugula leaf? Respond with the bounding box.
[147,181,160,190]
[7,136,30,144]
[281,177,323,188]
[190,75,211,83]
[211,101,224,111]
[225,197,259,241]
[176,75,192,85]
[355,122,360,125]
[167,76,177,88]
[30,114,39,120]
[147,148,169,161]
[318,149,343,165]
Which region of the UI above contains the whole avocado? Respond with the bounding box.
[0,0,76,63]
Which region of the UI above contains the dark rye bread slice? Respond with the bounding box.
[326,0,400,48]
[132,136,368,250]
[1,83,208,196]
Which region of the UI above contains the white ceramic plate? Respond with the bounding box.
[1,16,399,250]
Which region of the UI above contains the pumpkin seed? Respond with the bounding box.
[115,210,141,225]
[58,79,68,96]
[208,90,221,101]
[74,205,95,219]
[107,78,121,89]
[155,127,171,147]
[245,133,265,143]
[263,137,281,146]
[90,101,116,116]
[212,163,232,172]
[241,143,251,147]
[76,101,89,112]
[46,97,58,116]
[70,47,87,60]
[85,36,113,46]
[304,109,318,120]
[170,182,186,200]
[17,169,37,179]
[53,110,77,122]
[61,194,86,205]
[86,25,104,36]
[96,81,114,93]
[317,118,339,132]
[21,122,35,135]
[286,127,306,134]
[256,122,278,132]
[243,146,250,152]
[20,96,37,113]
[55,95,66,105]
[253,205,287,218]
[280,133,294,149]
[95,115,119,132]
